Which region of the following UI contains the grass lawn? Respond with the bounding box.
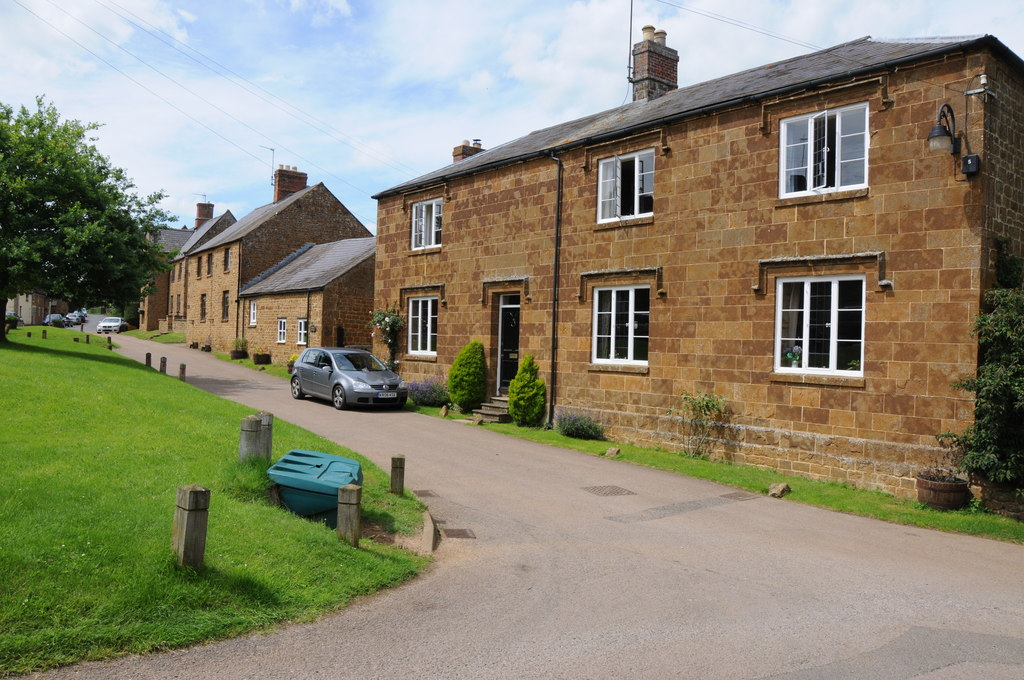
[0,327,428,676]
[123,329,186,344]
[407,404,1024,544]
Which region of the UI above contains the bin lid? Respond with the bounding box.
[267,449,363,494]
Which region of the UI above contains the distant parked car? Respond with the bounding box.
[43,313,65,327]
[96,317,127,333]
[290,347,407,409]
[65,311,85,326]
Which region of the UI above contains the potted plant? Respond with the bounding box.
[230,337,249,360]
[916,435,971,510]
[287,353,299,373]
[252,347,271,365]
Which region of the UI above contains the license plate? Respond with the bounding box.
[377,391,397,399]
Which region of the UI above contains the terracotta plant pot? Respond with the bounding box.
[916,474,971,510]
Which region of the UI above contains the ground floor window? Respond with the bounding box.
[277,318,287,343]
[592,285,649,364]
[199,294,207,321]
[249,300,256,326]
[776,275,864,374]
[297,318,308,345]
[221,291,230,321]
[408,297,438,354]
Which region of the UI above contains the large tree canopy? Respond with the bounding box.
[0,97,171,341]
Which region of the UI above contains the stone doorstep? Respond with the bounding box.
[473,398,512,423]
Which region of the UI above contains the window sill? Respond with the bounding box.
[775,188,869,208]
[770,372,865,388]
[403,354,437,363]
[588,363,649,375]
[408,246,442,257]
[595,215,654,231]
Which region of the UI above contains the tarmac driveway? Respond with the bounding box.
[30,337,1024,679]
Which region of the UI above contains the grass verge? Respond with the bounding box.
[0,327,428,676]
[405,403,1024,544]
[123,329,186,344]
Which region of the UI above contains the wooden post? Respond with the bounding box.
[26,331,31,338]
[337,484,362,547]
[172,485,210,570]
[257,411,274,458]
[238,415,263,462]
[159,357,167,374]
[107,336,112,347]
[145,352,152,367]
[179,363,186,381]
[74,337,79,342]
[85,334,89,344]
[42,329,47,339]
[390,455,406,496]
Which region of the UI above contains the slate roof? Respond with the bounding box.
[171,211,237,262]
[154,227,191,254]
[189,184,321,256]
[375,34,1017,199]
[239,237,376,296]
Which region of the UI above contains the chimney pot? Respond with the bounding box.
[642,25,655,42]
[654,29,667,46]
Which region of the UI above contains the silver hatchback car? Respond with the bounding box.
[290,347,407,409]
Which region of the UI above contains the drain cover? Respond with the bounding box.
[442,528,476,539]
[413,490,439,497]
[582,485,636,497]
[720,491,759,501]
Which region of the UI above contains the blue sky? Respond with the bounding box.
[3,0,1023,233]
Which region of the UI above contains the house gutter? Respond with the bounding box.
[374,37,1004,200]
[547,151,563,427]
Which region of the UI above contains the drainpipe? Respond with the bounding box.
[547,151,564,427]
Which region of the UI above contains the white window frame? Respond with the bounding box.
[249,300,257,326]
[407,296,438,355]
[277,318,287,344]
[592,285,650,365]
[297,318,308,346]
[775,275,865,375]
[780,102,868,198]
[411,198,443,250]
[597,148,655,223]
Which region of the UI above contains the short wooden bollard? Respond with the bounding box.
[74,337,79,343]
[337,484,362,547]
[26,332,31,338]
[238,415,265,462]
[145,352,152,368]
[390,455,406,496]
[257,411,274,458]
[179,363,186,381]
[42,330,47,339]
[159,357,167,374]
[107,336,112,347]
[172,485,210,570]
[85,334,89,344]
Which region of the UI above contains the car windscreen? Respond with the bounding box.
[331,352,386,371]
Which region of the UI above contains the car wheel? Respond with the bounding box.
[290,376,305,400]
[332,385,347,410]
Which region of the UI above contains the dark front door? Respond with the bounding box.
[498,294,520,393]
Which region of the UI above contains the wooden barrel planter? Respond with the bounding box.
[916,475,971,510]
[252,353,272,365]
[229,350,248,360]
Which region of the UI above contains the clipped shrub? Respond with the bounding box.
[555,409,604,440]
[448,340,487,412]
[408,376,450,407]
[507,354,546,426]
[671,390,728,459]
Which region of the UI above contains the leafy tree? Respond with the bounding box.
[507,354,546,426]
[448,340,486,412]
[0,97,171,342]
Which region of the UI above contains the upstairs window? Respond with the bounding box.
[221,291,229,321]
[776,275,864,375]
[780,103,868,197]
[411,198,443,249]
[199,294,207,321]
[224,248,231,272]
[206,253,213,276]
[598,149,654,222]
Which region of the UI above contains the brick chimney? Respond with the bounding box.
[195,202,214,229]
[452,139,485,163]
[274,165,308,202]
[631,25,678,101]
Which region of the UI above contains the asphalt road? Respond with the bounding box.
[29,335,1024,680]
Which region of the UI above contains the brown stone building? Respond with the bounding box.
[164,207,238,333]
[372,31,1024,497]
[166,166,372,355]
[238,237,376,363]
[139,227,192,331]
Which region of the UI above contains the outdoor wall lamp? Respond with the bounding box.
[928,77,986,178]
